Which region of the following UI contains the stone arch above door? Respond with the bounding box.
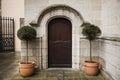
[29,5,84,26]
[31,5,84,69]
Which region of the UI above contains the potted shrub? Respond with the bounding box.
[81,22,101,76]
[17,25,36,77]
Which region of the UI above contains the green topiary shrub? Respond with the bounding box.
[17,26,36,41]
[81,22,101,62]
[17,25,36,63]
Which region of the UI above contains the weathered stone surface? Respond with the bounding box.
[0,52,112,80]
[99,39,120,80]
[22,0,120,80]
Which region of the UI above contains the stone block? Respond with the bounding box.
[99,57,106,70]
[21,48,27,56]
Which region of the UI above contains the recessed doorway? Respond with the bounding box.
[48,18,72,68]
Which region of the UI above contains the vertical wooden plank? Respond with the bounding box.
[40,37,43,69]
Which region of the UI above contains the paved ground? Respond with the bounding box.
[0,52,20,80]
[12,69,107,80]
[0,52,110,80]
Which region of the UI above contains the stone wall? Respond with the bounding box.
[100,0,120,80]
[23,0,120,79]
[21,38,42,68]
[80,38,100,69]
[101,0,120,37]
[1,0,24,52]
[99,39,120,80]
[25,0,101,26]
[25,5,84,69]
[24,0,102,69]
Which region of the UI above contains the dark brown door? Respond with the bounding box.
[48,18,72,68]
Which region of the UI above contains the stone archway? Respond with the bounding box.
[31,5,84,69]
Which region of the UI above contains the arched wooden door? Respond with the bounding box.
[48,18,72,68]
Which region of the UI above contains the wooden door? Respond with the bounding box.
[48,18,72,68]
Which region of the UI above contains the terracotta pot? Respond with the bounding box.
[19,61,35,77]
[84,61,99,76]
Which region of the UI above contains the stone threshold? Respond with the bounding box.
[46,68,74,70]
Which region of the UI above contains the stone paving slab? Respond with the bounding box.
[11,69,107,80]
[0,52,20,80]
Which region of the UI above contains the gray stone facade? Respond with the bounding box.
[22,0,120,80]
[99,39,120,80]
[23,0,101,69]
[100,0,120,80]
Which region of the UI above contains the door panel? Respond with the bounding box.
[48,18,72,68]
